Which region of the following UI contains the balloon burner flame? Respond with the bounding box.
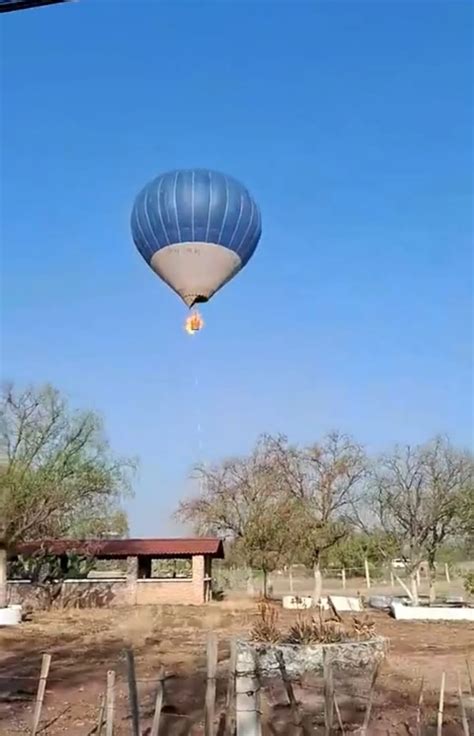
[184,311,204,335]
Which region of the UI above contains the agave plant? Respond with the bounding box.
[250,600,282,643]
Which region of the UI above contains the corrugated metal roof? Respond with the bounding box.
[12,538,224,559]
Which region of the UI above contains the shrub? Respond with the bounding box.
[464,571,474,596]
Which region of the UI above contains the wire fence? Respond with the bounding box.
[215,560,472,599]
[4,633,472,736]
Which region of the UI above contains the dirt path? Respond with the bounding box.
[0,604,472,734]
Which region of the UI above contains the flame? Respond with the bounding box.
[184,311,204,335]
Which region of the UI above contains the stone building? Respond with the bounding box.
[8,538,224,607]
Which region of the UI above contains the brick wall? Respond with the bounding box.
[135,580,199,605]
[192,554,206,604]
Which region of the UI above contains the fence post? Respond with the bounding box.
[106,670,115,736]
[150,666,165,736]
[96,694,105,736]
[364,559,371,590]
[437,672,446,736]
[416,677,424,736]
[360,661,381,735]
[125,648,141,736]
[32,653,52,736]
[341,568,346,590]
[457,672,470,736]
[275,650,302,731]
[236,645,261,736]
[223,639,237,736]
[205,632,218,736]
[323,651,334,734]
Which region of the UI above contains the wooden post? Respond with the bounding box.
[125,648,141,736]
[466,658,473,696]
[333,693,345,735]
[415,677,424,736]
[96,694,105,736]
[205,632,218,736]
[223,639,237,736]
[444,563,451,584]
[457,672,470,736]
[150,666,165,736]
[364,559,371,590]
[360,662,380,735]
[393,569,416,602]
[275,649,302,732]
[106,670,115,736]
[323,651,334,735]
[32,653,52,736]
[341,568,346,590]
[236,646,261,736]
[437,672,445,736]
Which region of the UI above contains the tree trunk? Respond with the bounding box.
[262,569,268,599]
[410,572,419,606]
[313,556,322,604]
[0,546,7,609]
[428,554,437,604]
[289,565,294,594]
[246,568,254,597]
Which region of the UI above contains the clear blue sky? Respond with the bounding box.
[1,1,472,535]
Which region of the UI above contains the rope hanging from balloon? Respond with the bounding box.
[185,314,205,489]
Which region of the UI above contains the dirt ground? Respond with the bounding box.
[0,600,473,735]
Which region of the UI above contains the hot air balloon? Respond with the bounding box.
[130,169,262,310]
[0,0,73,12]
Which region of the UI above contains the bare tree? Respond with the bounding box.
[177,432,367,602]
[176,435,292,593]
[369,437,473,603]
[235,499,298,597]
[267,432,367,601]
[176,435,286,537]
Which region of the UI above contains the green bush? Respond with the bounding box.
[463,571,474,596]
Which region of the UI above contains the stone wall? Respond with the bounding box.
[7,577,202,608]
[7,579,130,609]
[238,636,388,677]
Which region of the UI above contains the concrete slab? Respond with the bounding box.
[391,601,474,622]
